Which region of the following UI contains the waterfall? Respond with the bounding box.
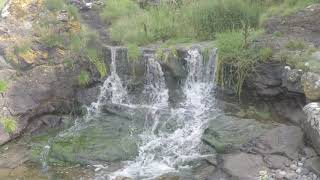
[89,47,128,114]
[107,48,218,180]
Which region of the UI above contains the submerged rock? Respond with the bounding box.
[49,114,143,165]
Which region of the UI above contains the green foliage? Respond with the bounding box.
[78,70,90,87]
[14,43,32,55]
[66,4,80,20]
[44,0,64,11]
[262,0,320,19]
[272,31,283,37]
[0,117,17,134]
[101,0,140,21]
[127,43,141,61]
[286,40,306,51]
[85,48,107,78]
[259,47,273,61]
[216,30,260,96]
[0,0,5,10]
[0,80,7,93]
[109,0,262,45]
[189,0,261,40]
[41,32,65,48]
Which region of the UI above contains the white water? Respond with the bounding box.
[89,47,128,114]
[105,48,218,179]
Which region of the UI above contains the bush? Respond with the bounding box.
[0,117,17,134]
[78,70,90,87]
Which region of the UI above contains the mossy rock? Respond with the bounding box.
[48,114,141,165]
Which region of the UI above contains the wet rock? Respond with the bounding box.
[49,114,143,165]
[76,85,101,106]
[202,115,271,153]
[223,153,268,180]
[26,115,64,135]
[246,62,284,97]
[251,125,304,159]
[303,103,320,154]
[302,72,320,101]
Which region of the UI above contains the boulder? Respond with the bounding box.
[302,72,320,101]
[250,125,304,159]
[223,153,268,180]
[303,102,320,154]
[282,67,304,94]
[202,115,271,153]
[0,63,82,145]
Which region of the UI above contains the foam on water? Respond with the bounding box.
[106,48,218,179]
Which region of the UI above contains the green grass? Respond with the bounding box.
[215,29,261,96]
[259,47,273,61]
[286,40,306,50]
[101,0,140,22]
[44,0,64,11]
[78,70,90,87]
[261,0,320,22]
[0,117,17,134]
[0,80,7,93]
[108,0,263,45]
[127,43,141,61]
[85,48,107,78]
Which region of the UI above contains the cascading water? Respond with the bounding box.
[106,48,218,179]
[89,47,128,114]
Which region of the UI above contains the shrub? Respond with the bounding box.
[0,80,7,93]
[0,117,17,134]
[78,70,90,87]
